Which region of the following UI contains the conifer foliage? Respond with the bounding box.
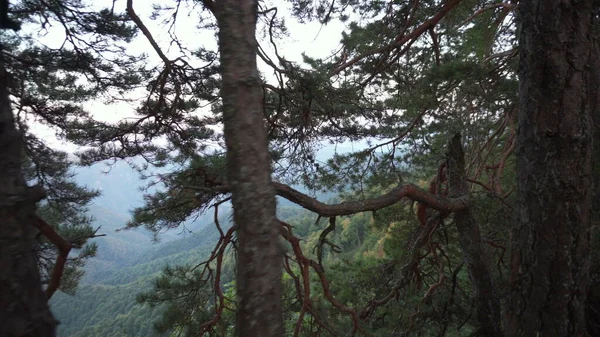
[1,0,598,336]
[0,0,146,335]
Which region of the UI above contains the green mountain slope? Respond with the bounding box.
[51,159,334,337]
[79,205,155,284]
[51,280,166,337]
[51,219,224,337]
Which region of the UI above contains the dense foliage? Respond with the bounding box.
[1,0,152,297]
[2,0,597,336]
[113,1,523,335]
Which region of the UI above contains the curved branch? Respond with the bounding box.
[32,215,72,300]
[460,3,517,27]
[315,216,338,266]
[197,225,234,335]
[190,181,468,218]
[279,221,368,335]
[273,182,468,217]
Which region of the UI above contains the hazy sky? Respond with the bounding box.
[26,0,347,152]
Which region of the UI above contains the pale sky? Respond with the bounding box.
[26,0,348,152]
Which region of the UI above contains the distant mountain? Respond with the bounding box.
[71,160,211,284]
[51,211,228,337]
[50,207,308,337]
[70,147,353,282]
[73,140,369,212]
[80,205,152,283]
[52,144,364,336]
[75,160,146,216]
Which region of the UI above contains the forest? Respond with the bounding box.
[0,1,599,337]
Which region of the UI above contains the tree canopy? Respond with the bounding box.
[0,0,598,336]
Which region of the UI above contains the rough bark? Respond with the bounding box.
[588,11,600,336]
[0,46,57,335]
[212,1,284,337]
[446,133,502,337]
[505,1,596,336]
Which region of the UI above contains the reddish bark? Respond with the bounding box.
[416,163,448,226]
[32,216,72,300]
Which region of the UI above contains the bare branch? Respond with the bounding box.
[279,221,371,335]
[126,0,170,65]
[188,180,468,218]
[32,215,72,300]
[273,182,468,217]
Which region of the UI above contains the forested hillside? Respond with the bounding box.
[50,221,221,337]
[49,161,338,336]
[50,204,320,337]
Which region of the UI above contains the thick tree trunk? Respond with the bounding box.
[588,13,600,336]
[213,1,284,337]
[446,133,502,337]
[506,1,596,336]
[0,47,57,335]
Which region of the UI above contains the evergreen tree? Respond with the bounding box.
[16,0,597,336]
[1,0,148,334]
[506,1,597,335]
[1,0,56,334]
[115,1,521,335]
[4,0,149,294]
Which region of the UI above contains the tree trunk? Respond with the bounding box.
[446,133,502,337]
[506,1,596,336]
[588,11,600,336]
[213,1,284,337]
[0,47,57,335]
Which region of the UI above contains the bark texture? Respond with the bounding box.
[588,11,600,336]
[506,1,596,336]
[446,134,502,337]
[213,1,284,337]
[0,47,57,335]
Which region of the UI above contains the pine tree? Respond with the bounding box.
[33,1,598,336]
[1,1,56,334]
[506,1,597,335]
[1,1,149,334]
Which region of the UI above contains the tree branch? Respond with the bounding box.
[460,3,517,28]
[330,0,462,75]
[125,0,170,65]
[446,133,502,337]
[32,215,72,300]
[187,181,469,218]
[272,182,468,217]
